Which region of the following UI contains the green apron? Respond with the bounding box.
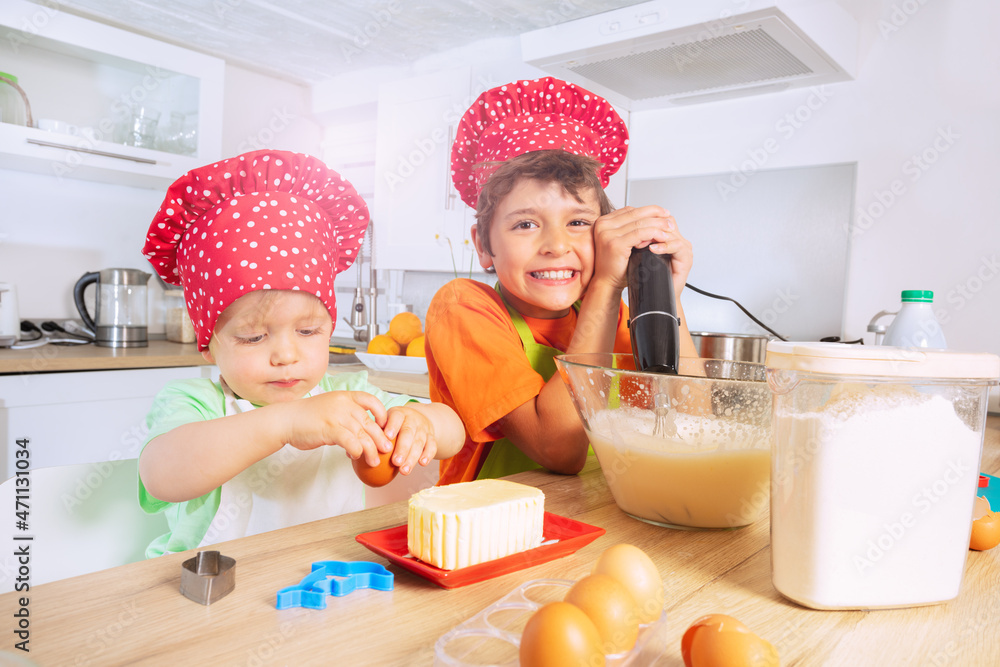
[477,285,590,480]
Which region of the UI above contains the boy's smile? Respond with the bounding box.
[202,290,333,406]
[473,178,600,319]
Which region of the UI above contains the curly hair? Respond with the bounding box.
[473,150,615,260]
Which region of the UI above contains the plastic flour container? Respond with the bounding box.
[765,342,999,610]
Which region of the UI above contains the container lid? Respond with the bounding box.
[900,289,934,302]
[765,341,1000,381]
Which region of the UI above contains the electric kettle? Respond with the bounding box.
[0,282,19,347]
[74,268,151,348]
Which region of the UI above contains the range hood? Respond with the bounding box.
[521,0,857,110]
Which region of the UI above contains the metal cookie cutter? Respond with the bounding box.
[180,550,236,605]
[276,560,393,610]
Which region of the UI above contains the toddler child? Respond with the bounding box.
[139,150,463,556]
[427,78,698,484]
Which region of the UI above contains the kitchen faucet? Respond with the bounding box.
[344,221,379,343]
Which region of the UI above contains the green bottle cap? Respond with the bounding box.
[0,71,18,84]
[900,290,934,302]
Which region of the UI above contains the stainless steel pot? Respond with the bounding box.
[691,331,769,363]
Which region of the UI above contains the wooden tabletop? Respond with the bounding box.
[3,417,998,666]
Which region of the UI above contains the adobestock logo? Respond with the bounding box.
[382,127,450,192]
[340,0,404,64]
[235,107,297,154]
[848,126,959,240]
[724,479,770,528]
[878,0,932,39]
[383,74,501,194]
[853,459,972,574]
[935,254,1000,324]
[738,287,798,336]
[5,0,62,53]
[716,86,834,201]
[49,65,173,179]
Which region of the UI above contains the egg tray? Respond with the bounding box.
[434,579,667,667]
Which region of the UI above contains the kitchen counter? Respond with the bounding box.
[3,417,998,665]
[0,339,430,398]
[0,339,210,374]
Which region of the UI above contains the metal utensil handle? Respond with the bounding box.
[26,138,158,165]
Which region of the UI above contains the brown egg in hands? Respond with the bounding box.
[352,447,399,488]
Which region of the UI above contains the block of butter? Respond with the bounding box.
[407,479,545,570]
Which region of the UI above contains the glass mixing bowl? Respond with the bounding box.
[555,353,772,530]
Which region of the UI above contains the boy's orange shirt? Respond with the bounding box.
[426,278,632,484]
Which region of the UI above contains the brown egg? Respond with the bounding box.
[520,602,605,667]
[565,573,640,655]
[689,629,779,667]
[592,543,665,624]
[682,614,779,667]
[970,496,1000,551]
[351,449,398,487]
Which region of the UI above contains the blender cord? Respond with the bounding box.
[685,283,788,341]
[685,284,865,344]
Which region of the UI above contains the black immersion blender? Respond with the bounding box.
[627,247,681,436]
[627,246,680,375]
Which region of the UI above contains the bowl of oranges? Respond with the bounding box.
[355,312,428,374]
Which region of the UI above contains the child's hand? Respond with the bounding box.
[284,391,392,467]
[592,205,693,296]
[383,404,438,475]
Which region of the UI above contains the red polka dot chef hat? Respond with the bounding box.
[142,149,369,350]
[451,76,630,209]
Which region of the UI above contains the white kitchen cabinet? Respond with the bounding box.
[0,365,217,481]
[373,67,481,274]
[0,0,223,188]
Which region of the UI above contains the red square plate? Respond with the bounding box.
[355,512,605,589]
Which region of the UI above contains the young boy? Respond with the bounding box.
[139,150,464,556]
[426,78,698,485]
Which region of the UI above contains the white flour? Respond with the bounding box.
[770,388,981,609]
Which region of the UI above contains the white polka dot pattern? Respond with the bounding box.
[450,77,630,209]
[141,149,370,349]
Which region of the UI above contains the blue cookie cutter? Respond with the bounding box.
[276,560,394,610]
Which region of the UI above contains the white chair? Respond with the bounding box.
[0,459,167,592]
